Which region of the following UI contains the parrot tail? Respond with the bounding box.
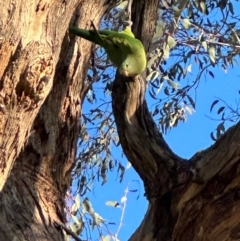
[69,27,103,46]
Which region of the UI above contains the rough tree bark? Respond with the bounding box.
[1,0,240,240]
[0,0,112,240]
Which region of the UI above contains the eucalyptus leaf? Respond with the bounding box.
[152,21,165,42]
[210,100,219,113]
[202,41,207,51]
[146,71,159,82]
[75,194,81,209]
[200,1,206,14]
[105,201,120,207]
[167,35,176,49]
[82,198,94,215]
[102,235,111,241]
[116,1,127,9]
[208,45,215,63]
[182,18,191,30]
[166,79,180,90]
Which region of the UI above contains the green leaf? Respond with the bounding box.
[109,160,114,170]
[217,122,225,133]
[210,100,219,112]
[75,194,81,209]
[149,89,158,99]
[169,115,178,127]
[208,45,215,63]
[166,79,180,90]
[208,70,214,78]
[71,203,78,215]
[228,22,237,29]
[184,50,194,63]
[163,42,170,58]
[164,86,169,95]
[222,64,227,73]
[210,132,217,141]
[202,41,207,51]
[92,212,105,227]
[187,95,195,109]
[101,235,111,241]
[200,1,206,14]
[146,71,159,81]
[72,215,80,226]
[153,107,159,116]
[70,216,84,235]
[116,1,127,9]
[216,128,223,140]
[185,106,195,115]
[105,201,120,207]
[113,237,120,241]
[167,35,176,49]
[217,106,225,114]
[147,53,159,69]
[218,0,227,10]
[152,21,165,42]
[69,223,78,234]
[228,2,234,15]
[182,18,191,30]
[118,163,125,182]
[82,198,94,215]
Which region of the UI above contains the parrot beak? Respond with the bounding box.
[121,70,129,77]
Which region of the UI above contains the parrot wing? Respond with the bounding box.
[98,27,136,52]
[101,34,133,53]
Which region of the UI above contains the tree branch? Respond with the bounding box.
[112,72,187,198]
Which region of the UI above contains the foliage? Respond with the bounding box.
[209,96,240,141]
[148,0,240,132]
[66,180,137,241]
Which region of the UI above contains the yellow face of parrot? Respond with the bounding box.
[119,55,147,77]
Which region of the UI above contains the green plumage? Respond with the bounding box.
[69,26,146,77]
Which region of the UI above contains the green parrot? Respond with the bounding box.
[69,26,146,77]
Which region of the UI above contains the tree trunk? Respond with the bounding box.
[111,1,240,240]
[0,0,112,240]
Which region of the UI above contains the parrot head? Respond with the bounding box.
[119,57,146,77]
[118,62,131,76]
